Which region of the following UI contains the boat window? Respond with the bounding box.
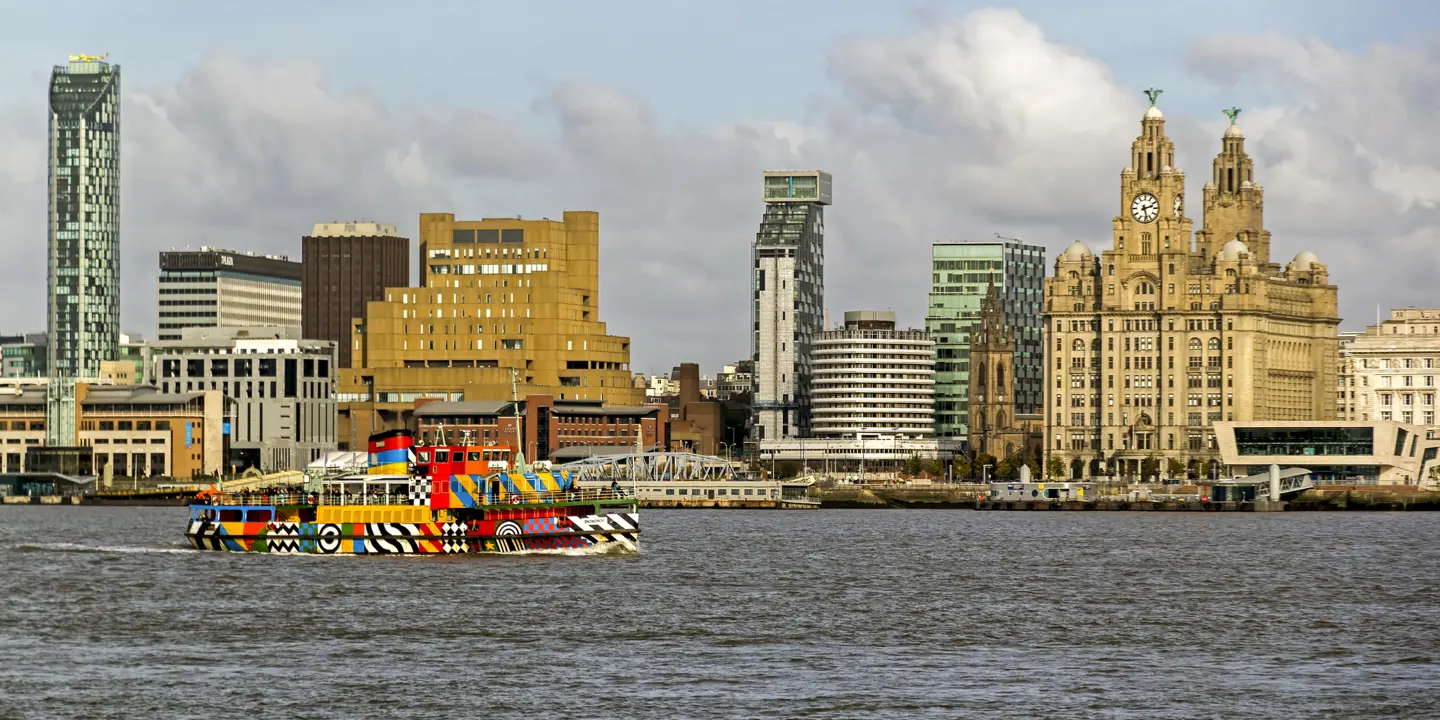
[245,509,273,523]
[436,449,449,463]
[744,489,753,495]
[468,452,482,462]
[418,450,431,463]
[665,489,674,495]
[218,509,243,522]
[679,489,688,495]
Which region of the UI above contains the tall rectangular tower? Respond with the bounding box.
[750,170,830,443]
[925,240,1046,438]
[302,222,410,368]
[48,55,120,378]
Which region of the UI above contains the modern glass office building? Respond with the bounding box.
[48,55,120,378]
[925,240,1045,438]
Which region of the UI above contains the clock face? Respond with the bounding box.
[1131,193,1159,223]
[1174,194,1184,217]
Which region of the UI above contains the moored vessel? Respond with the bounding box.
[185,429,639,554]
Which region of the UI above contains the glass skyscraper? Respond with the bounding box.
[48,55,120,379]
[925,240,1045,438]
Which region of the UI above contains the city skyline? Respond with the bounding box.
[1,3,1439,374]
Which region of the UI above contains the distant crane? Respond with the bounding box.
[994,233,1024,244]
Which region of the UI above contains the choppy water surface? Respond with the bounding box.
[1,507,1437,719]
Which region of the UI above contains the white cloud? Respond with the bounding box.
[0,11,1434,375]
[1188,33,1440,319]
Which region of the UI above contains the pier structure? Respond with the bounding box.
[556,451,740,483]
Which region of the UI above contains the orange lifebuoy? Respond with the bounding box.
[510,495,522,504]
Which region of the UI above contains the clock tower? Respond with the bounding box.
[1113,88,1193,258]
[1194,109,1271,266]
[1043,89,1340,481]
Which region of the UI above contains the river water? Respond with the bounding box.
[0,507,1436,719]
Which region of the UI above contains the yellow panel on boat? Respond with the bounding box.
[316,505,432,524]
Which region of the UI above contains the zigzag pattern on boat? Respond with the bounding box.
[265,522,303,554]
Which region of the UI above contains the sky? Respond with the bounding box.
[2,0,1439,376]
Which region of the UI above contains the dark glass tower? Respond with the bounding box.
[48,55,120,379]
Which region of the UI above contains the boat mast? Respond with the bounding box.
[510,367,528,474]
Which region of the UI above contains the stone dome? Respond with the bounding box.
[1145,105,1164,119]
[1218,238,1250,261]
[1062,240,1094,262]
[1224,123,1244,139]
[1292,250,1320,267]
[1240,179,1253,189]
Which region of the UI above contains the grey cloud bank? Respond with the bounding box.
[0,10,1434,374]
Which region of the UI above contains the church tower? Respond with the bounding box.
[967,281,1016,459]
[1194,109,1271,266]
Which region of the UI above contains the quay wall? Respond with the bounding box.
[813,484,985,508]
[1287,486,1440,511]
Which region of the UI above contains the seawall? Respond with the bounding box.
[814,484,985,509]
[1287,486,1440,511]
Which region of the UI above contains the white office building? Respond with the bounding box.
[150,326,336,472]
[1338,308,1440,428]
[810,310,936,438]
[157,248,303,341]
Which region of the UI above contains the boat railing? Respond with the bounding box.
[193,487,635,508]
[500,487,633,505]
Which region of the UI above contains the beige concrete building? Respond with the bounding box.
[337,211,642,448]
[1045,96,1340,479]
[1338,309,1440,427]
[0,382,225,478]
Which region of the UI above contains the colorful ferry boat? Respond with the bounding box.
[184,429,639,555]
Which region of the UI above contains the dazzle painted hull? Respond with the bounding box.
[185,511,639,554]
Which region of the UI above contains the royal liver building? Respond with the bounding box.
[1044,91,1339,479]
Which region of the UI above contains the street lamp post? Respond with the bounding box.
[982,463,994,484]
[858,432,866,484]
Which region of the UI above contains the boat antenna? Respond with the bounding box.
[510,367,528,474]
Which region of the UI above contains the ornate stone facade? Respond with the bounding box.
[1044,94,1340,479]
[968,282,1043,463]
